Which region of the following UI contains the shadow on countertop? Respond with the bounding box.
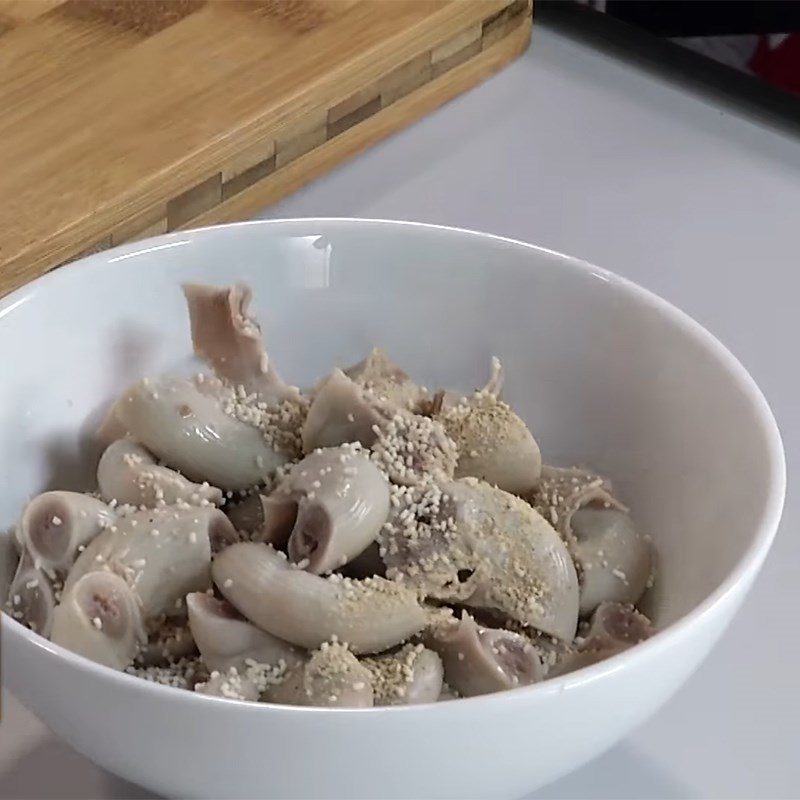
[525,741,699,800]
[0,739,158,800]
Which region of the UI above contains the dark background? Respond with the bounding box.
[604,1,800,36]
[537,0,800,135]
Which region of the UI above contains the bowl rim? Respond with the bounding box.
[1,217,787,715]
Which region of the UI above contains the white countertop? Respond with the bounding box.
[3,23,799,800]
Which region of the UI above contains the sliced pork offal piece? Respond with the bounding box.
[361,644,443,706]
[532,466,653,616]
[301,368,389,453]
[17,491,113,574]
[427,613,545,697]
[381,478,579,641]
[570,505,653,616]
[114,376,290,490]
[182,283,299,405]
[95,402,130,449]
[531,465,619,536]
[212,542,427,654]
[97,439,223,509]
[265,640,374,708]
[344,347,428,411]
[186,592,302,675]
[65,506,235,619]
[370,409,458,487]
[549,602,656,678]
[583,601,655,651]
[436,391,541,497]
[301,359,454,483]
[7,551,56,637]
[51,571,146,670]
[258,446,390,574]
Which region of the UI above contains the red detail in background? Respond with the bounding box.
[750,34,800,93]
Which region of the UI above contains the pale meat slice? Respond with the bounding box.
[344,348,428,411]
[380,478,579,641]
[301,369,389,453]
[531,466,653,616]
[182,283,299,404]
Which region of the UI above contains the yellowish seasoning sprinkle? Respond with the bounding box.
[218,381,308,458]
[361,643,426,703]
[370,412,457,488]
[438,393,527,465]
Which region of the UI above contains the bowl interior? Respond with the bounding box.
[0,220,782,630]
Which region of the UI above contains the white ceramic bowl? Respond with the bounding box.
[0,220,785,799]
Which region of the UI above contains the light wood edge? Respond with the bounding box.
[0,2,531,298]
[2,0,511,288]
[183,13,532,229]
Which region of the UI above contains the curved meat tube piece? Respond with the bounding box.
[260,447,390,574]
[7,551,56,637]
[98,439,223,508]
[381,477,579,641]
[571,506,653,616]
[427,613,545,697]
[532,466,653,616]
[301,369,388,453]
[549,602,655,678]
[531,465,619,531]
[437,392,541,496]
[51,571,145,670]
[114,376,290,489]
[362,644,443,705]
[182,283,300,405]
[212,542,427,654]
[186,591,302,675]
[265,641,374,708]
[65,507,235,618]
[344,348,428,411]
[582,601,655,651]
[18,491,113,574]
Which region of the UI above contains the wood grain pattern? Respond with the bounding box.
[0,0,532,297]
[186,13,532,231]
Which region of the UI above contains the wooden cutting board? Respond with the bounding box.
[0,0,532,298]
